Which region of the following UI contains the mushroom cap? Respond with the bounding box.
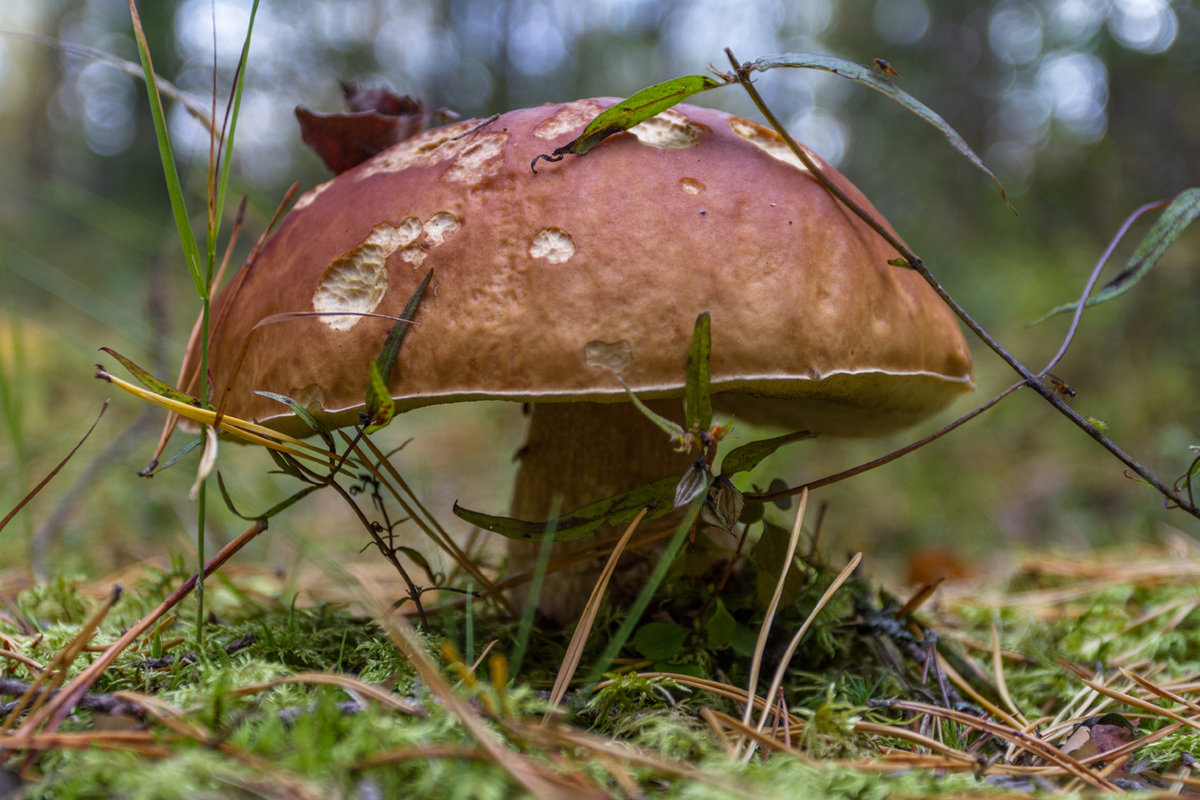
[186,98,972,438]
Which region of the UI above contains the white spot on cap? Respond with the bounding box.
[312,222,411,331]
[630,108,702,149]
[395,217,423,245]
[401,246,427,267]
[533,99,607,139]
[529,228,575,263]
[729,117,810,171]
[443,133,508,185]
[585,340,632,372]
[357,120,477,178]
[423,212,461,245]
[293,180,331,211]
[680,177,705,195]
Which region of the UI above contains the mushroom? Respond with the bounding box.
[182,98,973,625]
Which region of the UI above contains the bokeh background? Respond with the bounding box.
[1,0,1198,589]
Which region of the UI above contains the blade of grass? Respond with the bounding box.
[752,552,860,739]
[0,401,108,536]
[208,0,259,270]
[547,507,650,710]
[739,488,808,732]
[508,499,561,681]
[582,497,705,687]
[127,0,202,297]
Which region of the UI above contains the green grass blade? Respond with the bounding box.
[507,500,561,681]
[128,0,204,296]
[749,53,1014,213]
[720,430,817,477]
[584,498,705,686]
[210,0,260,270]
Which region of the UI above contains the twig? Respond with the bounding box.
[0,678,147,721]
[725,47,1198,518]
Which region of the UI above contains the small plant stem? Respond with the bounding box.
[194,298,212,654]
[745,384,1017,503]
[326,475,431,630]
[1042,200,1168,375]
[726,48,1197,518]
[195,472,207,651]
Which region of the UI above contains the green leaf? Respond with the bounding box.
[1035,188,1200,322]
[719,430,817,477]
[532,75,723,170]
[362,269,433,433]
[100,347,209,408]
[216,471,318,521]
[138,436,205,476]
[452,474,681,542]
[363,361,395,433]
[255,390,334,448]
[684,312,712,433]
[395,546,437,584]
[705,599,737,648]
[730,623,760,658]
[753,521,809,607]
[749,53,1014,213]
[375,269,433,384]
[633,622,689,662]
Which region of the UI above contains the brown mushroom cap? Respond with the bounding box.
[187,98,972,436]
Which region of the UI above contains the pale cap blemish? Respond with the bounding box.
[293,180,332,211]
[584,340,632,372]
[529,228,575,264]
[395,217,423,245]
[443,133,508,185]
[357,120,477,178]
[533,100,607,139]
[312,222,410,331]
[630,108,702,149]
[423,212,461,245]
[680,177,705,195]
[729,117,810,171]
[400,245,427,268]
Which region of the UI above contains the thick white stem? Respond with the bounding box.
[508,400,695,626]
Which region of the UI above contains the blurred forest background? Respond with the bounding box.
[0,0,1197,590]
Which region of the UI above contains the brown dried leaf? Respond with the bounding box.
[296,82,428,174]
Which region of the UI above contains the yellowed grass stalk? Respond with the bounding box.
[751,551,861,740]
[883,699,1118,790]
[355,570,608,800]
[738,487,809,736]
[98,369,353,467]
[546,506,650,710]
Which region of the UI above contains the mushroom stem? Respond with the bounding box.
[508,399,695,626]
